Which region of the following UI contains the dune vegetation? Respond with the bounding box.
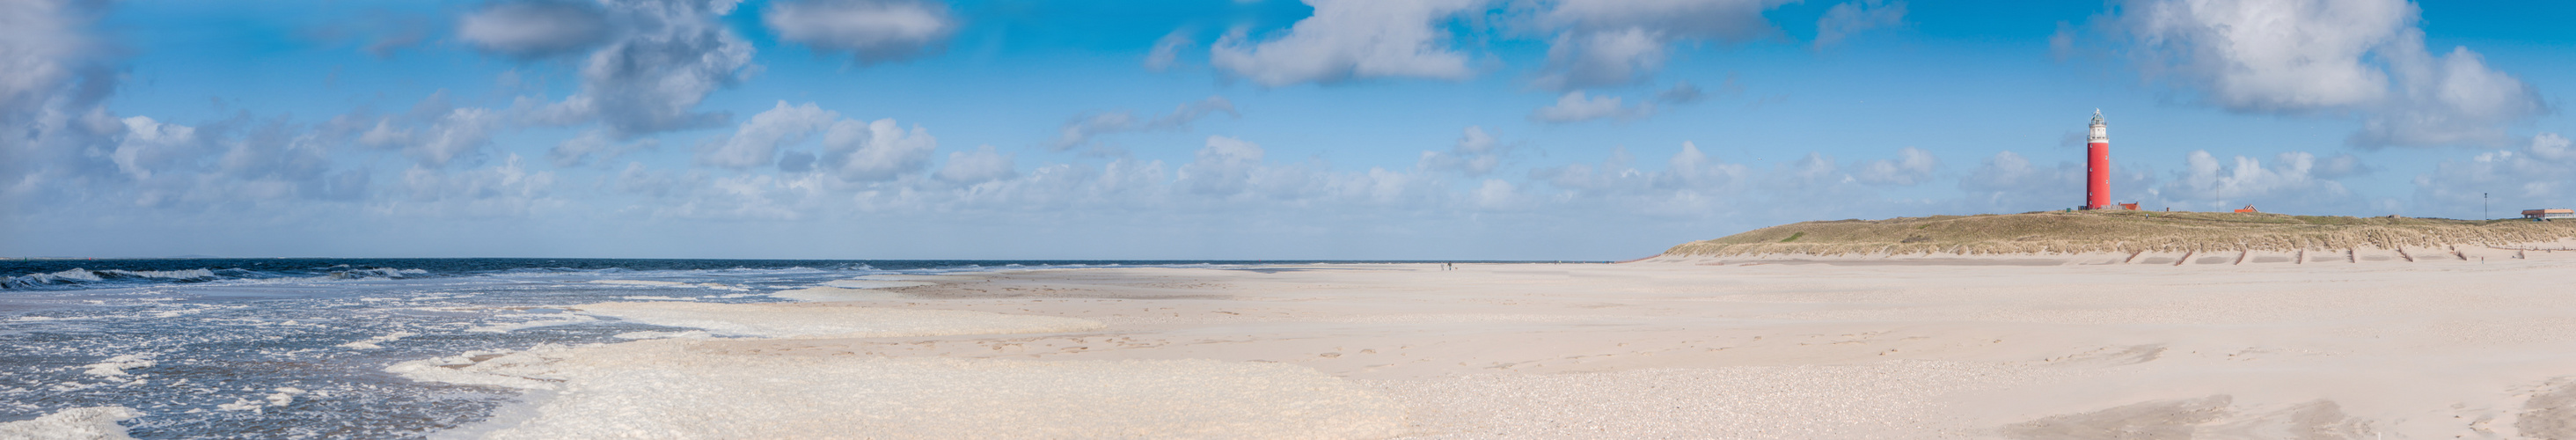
[1664,209,2576,257]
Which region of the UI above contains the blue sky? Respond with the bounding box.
[4,0,2572,260]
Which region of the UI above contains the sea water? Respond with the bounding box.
[0,258,1369,438]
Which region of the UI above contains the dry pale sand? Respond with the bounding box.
[423,251,2576,438]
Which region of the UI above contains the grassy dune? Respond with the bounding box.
[1664,210,2576,257]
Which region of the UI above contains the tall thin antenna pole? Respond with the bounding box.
[2484,193,2490,221]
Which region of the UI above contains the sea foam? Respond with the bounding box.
[570,302,1103,339]
[0,406,142,439]
[407,341,1406,439]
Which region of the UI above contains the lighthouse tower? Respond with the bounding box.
[2085,109,2110,210]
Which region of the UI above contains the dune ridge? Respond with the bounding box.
[1663,210,2576,260]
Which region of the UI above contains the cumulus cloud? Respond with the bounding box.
[2,0,121,201]
[762,0,957,64]
[2412,133,2575,212]
[816,117,938,181]
[1534,27,1665,90]
[516,0,757,136]
[0,1,390,214]
[1417,126,1506,177]
[1531,0,1789,90]
[390,154,560,218]
[2110,0,2546,148]
[1850,146,1936,186]
[1812,0,1905,49]
[2350,44,2549,148]
[697,101,838,170]
[687,101,937,181]
[1531,143,1745,195]
[107,116,201,181]
[457,1,616,58]
[1530,91,1650,123]
[1209,0,1482,86]
[1177,136,1270,196]
[2163,150,2355,210]
[1051,96,1238,150]
[1526,142,1757,217]
[357,94,506,168]
[935,145,1015,184]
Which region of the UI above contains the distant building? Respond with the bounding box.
[2235,205,2259,214]
[2526,209,2574,221]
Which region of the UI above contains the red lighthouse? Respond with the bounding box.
[2084,109,2110,210]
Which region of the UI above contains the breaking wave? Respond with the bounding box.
[3,268,227,290]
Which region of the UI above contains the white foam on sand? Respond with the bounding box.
[0,407,141,440]
[765,286,904,302]
[821,279,934,290]
[465,313,600,334]
[585,280,689,288]
[611,330,713,340]
[410,341,1406,439]
[569,302,1104,339]
[588,280,753,291]
[338,332,418,349]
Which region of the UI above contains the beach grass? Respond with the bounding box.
[1665,210,2576,257]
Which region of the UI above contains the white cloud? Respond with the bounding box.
[1417,126,1506,177]
[2412,133,2575,212]
[1,0,123,205]
[1850,146,1936,186]
[762,0,957,64]
[1531,0,1789,90]
[2535,133,2576,162]
[1177,136,1270,196]
[1537,0,1782,40]
[354,93,507,167]
[1531,142,1745,196]
[1533,27,1665,90]
[109,116,201,181]
[523,0,757,136]
[697,101,839,170]
[935,145,1016,184]
[1145,30,1190,71]
[2351,44,2549,148]
[388,154,560,218]
[816,118,938,181]
[2121,0,2405,111]
[1051,96,1239,150]
[1524,142,1762,219]
[1209,0,1482,86]
[2163,150,2355,210]
[2111,0,2544,148]
[681,100,935,181]
[1529,91,1650,123]
[1813,0,1905,49]
[457,1,617,58]
[1472,179,1523,209]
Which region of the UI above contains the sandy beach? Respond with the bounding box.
[406,253,2576,438]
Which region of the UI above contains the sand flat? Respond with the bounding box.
[663,257,2576,438]
[409,257,2576,438]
